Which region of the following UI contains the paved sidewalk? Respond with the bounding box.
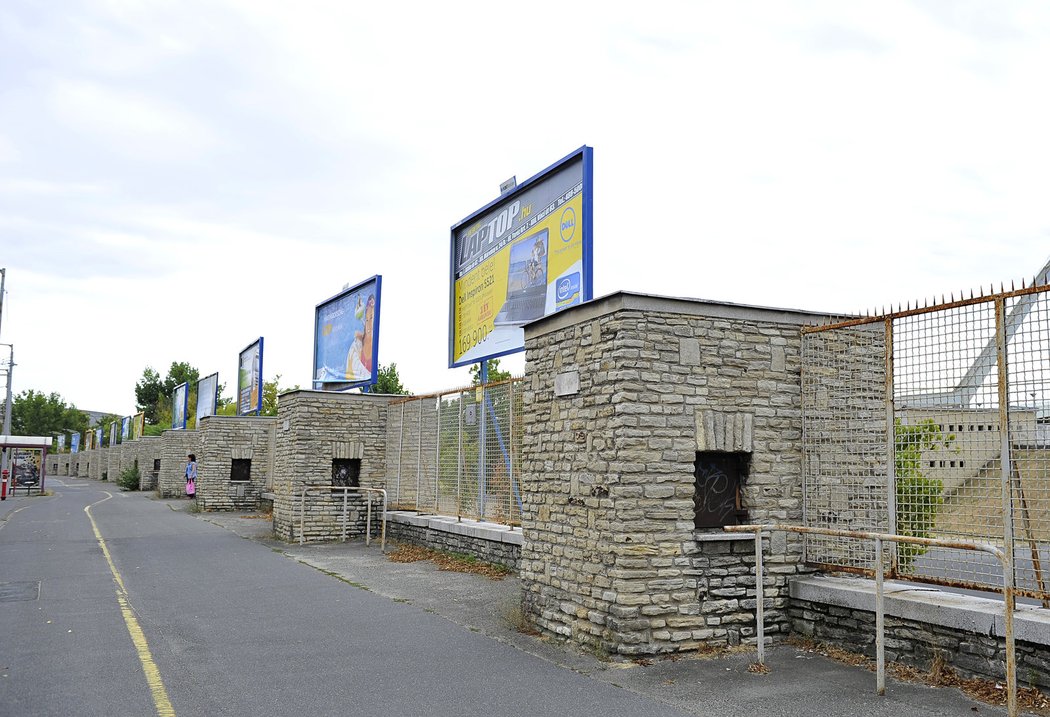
[174,497,1012,717]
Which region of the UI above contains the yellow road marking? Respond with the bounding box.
[85,494,176,717]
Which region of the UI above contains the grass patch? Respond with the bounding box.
[305,563,370,591]
[500,601,541,636]
[386,543,512,580]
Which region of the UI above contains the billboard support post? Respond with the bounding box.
[479,361,487,518]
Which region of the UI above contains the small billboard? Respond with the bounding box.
[109,422,116,448]
[172,382,189,430]
[196,373,219,420]
[95,427,103,449]
[71,433,80,453]
[449,146,593,368]
[121,416,131,440]
[133,413,144,439]
[57,434,65,452]
[237,338,264,415]
[313,276,383,391]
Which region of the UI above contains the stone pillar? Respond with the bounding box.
[196,416,276,511]
[272,390,393,542]
[520,292,829,657]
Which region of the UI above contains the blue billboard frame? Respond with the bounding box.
[448,145,593,368]
[312,275,383,392]
[172,382,189,430]
[195,372,219,420]
[237,337,264,416]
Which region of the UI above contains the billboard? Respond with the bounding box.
[172,382,189,430]
[313,276,383,391]
[449,146,593,368]
[95,428,103,449]
[133,412,144,439]
[121,416,131,440]
[71,432,80,453]
[237,338,264,415]
[109,422,116,448]
[57,434,65,452]
[196,373,219,420]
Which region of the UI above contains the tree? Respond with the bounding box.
[11,390,89,441]
[262,374,300,417]
[895,418,954,571]
[373,363,410,395]
[134,367,164,423]
[469,358,512,386]
[92,414,121,447]
[135,362,200,424]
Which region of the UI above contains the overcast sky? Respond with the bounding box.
[2,1,1049,415]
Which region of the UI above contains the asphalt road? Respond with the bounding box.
[0,480,694,717]
[0,480,1011,717]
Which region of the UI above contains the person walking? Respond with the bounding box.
[185,453,197,498]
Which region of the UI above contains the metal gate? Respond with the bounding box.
[803,282,1050,602]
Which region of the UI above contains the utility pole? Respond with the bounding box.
[1,344,11,482]
[0,267,6,341]
[2,345,12,436]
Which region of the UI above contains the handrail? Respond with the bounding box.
[297,486,387,552]
[724,523,1016,717]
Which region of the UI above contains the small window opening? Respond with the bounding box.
[332,458,361,492]
[693,452,749,529]
[153,459,161,472]
[231,458,251,483]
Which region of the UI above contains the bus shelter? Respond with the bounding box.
[0,436,50,495]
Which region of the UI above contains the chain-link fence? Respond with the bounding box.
[386,378,523,526]
[803,285,1050,601]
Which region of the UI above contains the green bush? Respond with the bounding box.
[895,419,953,571]
[117,465,140,491]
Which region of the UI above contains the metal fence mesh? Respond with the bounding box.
[387,378,523,526]
[803,286,1050,601]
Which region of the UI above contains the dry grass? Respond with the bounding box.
[787,637,1050,714]
[386,543,512,580]
[240,512,272,520]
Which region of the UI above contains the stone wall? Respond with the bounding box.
[519,292,832,657]
[91,449,106,482]
[77,449,91,478]
[790,576,1050,690]
[107,444,123,484]
[386,512,522,570]
[273,390,394,542]
[136,437,163,490]
[196,416,276,511]
[159,430,200,498]
[114,438,162,490]
[53,454,69,476]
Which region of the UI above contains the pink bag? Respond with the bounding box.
[186,479,196,496]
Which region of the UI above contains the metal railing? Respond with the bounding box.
[386,378,523,525]
[297,486,387,551]
[726,523,1016,716]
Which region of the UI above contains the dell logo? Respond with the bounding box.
[559,207,576,243]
